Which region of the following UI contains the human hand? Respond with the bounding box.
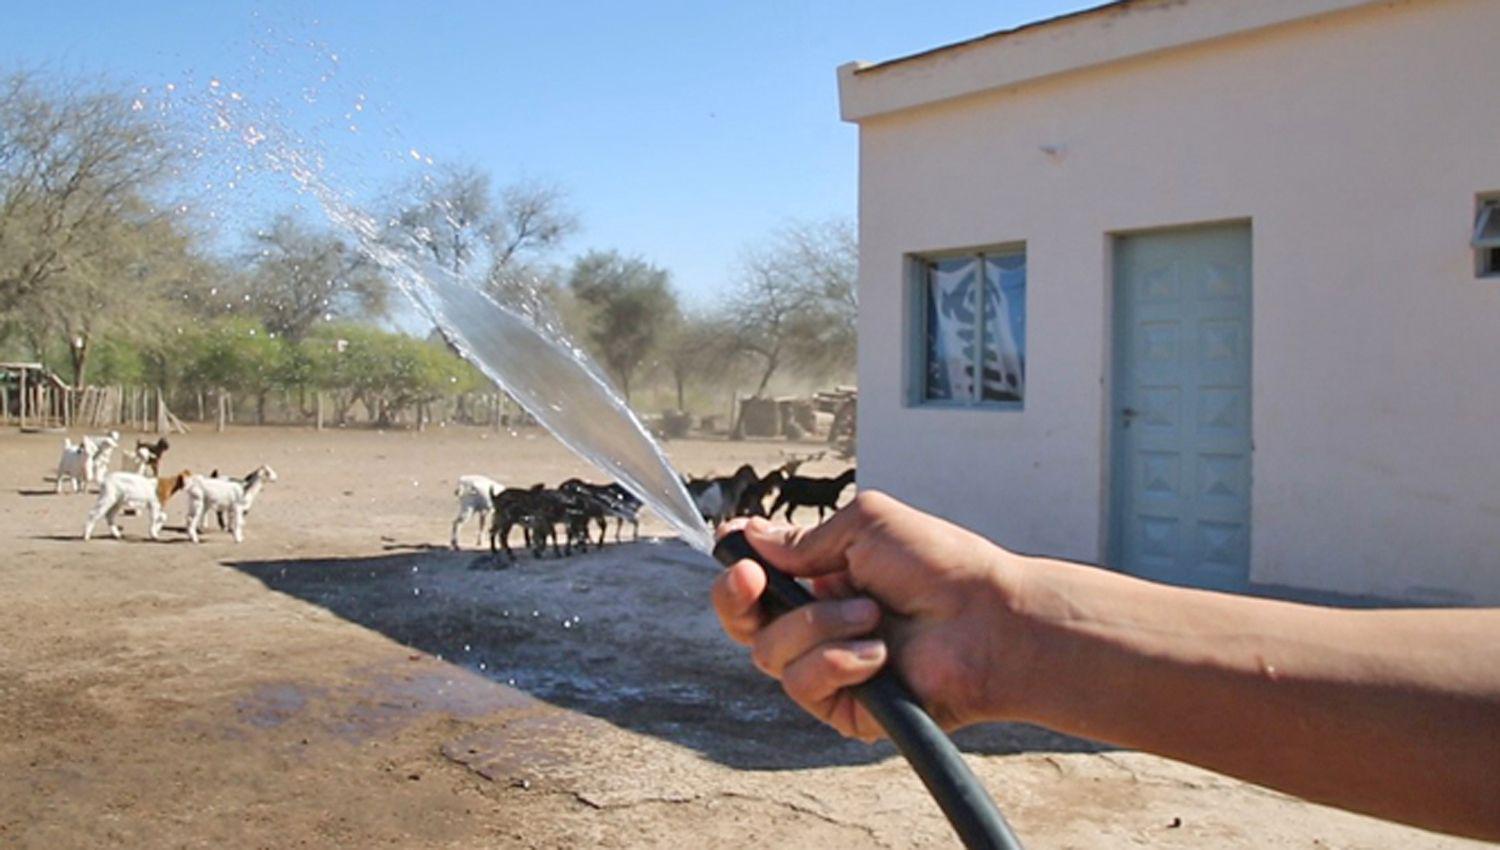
[711,491,1035,741]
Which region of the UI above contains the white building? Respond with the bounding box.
[838,0,1500,604]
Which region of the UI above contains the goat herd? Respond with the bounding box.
[52,430,276,544]
[47,431,857,558]
[453,458,858,565]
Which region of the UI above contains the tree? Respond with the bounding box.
[28,208,207,389]
[242,214,387,342]
[727,218,858,396]
[567,250,678,402]
[184,318,287,425]
[0,72,196,388]
[384,165,576,283]
[0,72,177,315]
[659,310,735,412]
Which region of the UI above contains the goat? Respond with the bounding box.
[735,469,786,518]
[83,469,191,541]
[687,464,758,526]
[768,468,856,523]
[488,486,565,561]
[184,464,276,543]
[451,474,505,549]
[86,430,121,486]
[558,479,642,544]
[55,437,96,494]
[54,431,120,493]
[133,437,171,477]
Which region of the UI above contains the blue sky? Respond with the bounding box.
[10,1,1096,304]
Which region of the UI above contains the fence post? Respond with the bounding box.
[217,391,227,433]
[316,392,325,431]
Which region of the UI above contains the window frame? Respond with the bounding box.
[905,242,1027,411]
[1474,195,1500,279]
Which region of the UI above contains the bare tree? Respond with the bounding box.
[726,218,858,396]
[384,165,577,281]
[0,72,177,315]
[243,214,387,341]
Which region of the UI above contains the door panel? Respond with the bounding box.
[1111,224,1252,589]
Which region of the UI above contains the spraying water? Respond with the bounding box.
[265,145,716,557]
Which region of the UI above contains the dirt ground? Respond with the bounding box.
[0,425,1487,849]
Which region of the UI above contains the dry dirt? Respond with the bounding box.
[0,425,1488,849]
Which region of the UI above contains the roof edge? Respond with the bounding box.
[838,0,1393,123]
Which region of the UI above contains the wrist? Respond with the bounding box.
[971,546,1053,724]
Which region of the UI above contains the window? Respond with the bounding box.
[911,246,1026,406]
[1475,196,1500,278]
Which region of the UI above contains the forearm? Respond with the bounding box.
[1001,556,1500,839]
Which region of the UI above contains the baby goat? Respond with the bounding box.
[55,431,120,493]
[558,479,642,544]
[133,437,171,477]
[451,474,505,549]
[83,469,191,541]
[768,468,856,523]
[184,464,276,543]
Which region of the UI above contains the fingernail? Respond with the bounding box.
[840,598,878,626]
[850,639,885,662]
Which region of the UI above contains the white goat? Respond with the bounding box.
[88,431,121,484]
[54,431,119,494]
[83,469,190,541]
[184,464,277,543]
[452,474,505,549]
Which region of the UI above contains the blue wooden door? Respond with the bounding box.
[1110,224,1252,590]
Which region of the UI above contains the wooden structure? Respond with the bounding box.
[1,362,71,431]
[0,363,188,435]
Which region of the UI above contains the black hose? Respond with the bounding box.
[713,530,1025,850]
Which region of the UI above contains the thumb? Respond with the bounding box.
[741,504,867,578]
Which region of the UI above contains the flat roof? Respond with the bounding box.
[838,0,1387,122]
[855,1,1129,77]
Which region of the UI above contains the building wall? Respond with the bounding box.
[852,0,1500,603]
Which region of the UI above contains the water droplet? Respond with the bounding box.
[463,644,471,652]
[409,148,422,161]
[531,610,539,618]
[413,587,421,596]
[209,78,221,89]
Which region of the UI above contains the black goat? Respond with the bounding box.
[735,469,785,518]
[559,478,644,545]
[489,485,598,562]
[489,486,554,561]
[687,464,758,525]
[134,437,170,477]
[768,468,856,522]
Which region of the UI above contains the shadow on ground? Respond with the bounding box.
[226,542,1104,771]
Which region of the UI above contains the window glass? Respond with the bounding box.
[917,249,1026,406]
[925,257,979,401]
[981,254,1026,402]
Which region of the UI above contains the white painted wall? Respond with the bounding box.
[845,0,1500,603]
